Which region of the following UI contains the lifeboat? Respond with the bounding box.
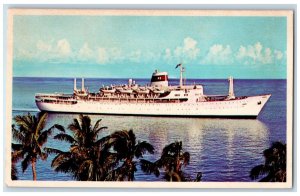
[136,88,150,94]
[100,87,116,93]
[119,89,133,94]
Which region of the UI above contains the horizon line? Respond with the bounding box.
[12,76,287,80]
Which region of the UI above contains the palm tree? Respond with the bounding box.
[141,141,190,182]
[11,152,18,180]
[250,141,286,182]
[106,130,154,181]
[11,112,64,180]
[46,114,118,181]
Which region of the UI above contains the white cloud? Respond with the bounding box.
[55,39,71,57]
[78,43,93,60]
[15,37,285,67]
[97,48,109,64]
[162,37,200,63]
[164,48,172,60]
[15,48,35,59]
[174,37,200,60]
[262,48,273,64]
[274,50,283,60]
[235,42,283,65]
[201,44,233,65]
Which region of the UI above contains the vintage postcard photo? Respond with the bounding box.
[5,9,293,188]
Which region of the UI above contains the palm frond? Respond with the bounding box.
[250,164,269,180]
[14,115,32,133]
[135,141,154,158]
[11,163,18,180]
[21,154,32,173]
[94,135,113,149]
[52,154,78,174]
[68,117,82,134]
[93,126,108,140]
[161,142,178,157]
[11,150,24,163]
[259,174,274,182]
[54,133,76,144]
[110,130,130,154]
[11,143,23,151]
[51,152,71,168]
[140,159,160,177]
[81,115,91,134]
[38,129,52,146]
[52,124,65,132]
[92,119,102,133]
[12,125,26,143]
[128,129,136,146]
[35,112,48,136]
[44,147,63,154]
[78,160,93,180]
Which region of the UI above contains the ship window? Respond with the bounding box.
[184,94,188,96]
[175,94,180,97]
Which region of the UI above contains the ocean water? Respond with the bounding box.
[12,77,286,181]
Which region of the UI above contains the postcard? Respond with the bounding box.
[5,9,293,189]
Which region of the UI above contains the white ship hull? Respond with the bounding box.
[36,94,271,118]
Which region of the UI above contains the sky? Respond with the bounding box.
[13,15,287,79]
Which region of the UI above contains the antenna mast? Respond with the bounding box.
[179,64,183,87]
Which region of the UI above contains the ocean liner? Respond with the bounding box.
[35,64,271,118]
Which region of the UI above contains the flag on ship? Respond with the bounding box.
[175,63,181,69]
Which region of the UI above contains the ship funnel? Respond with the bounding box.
[228,76,235,99]
[150,70,169,87]
[74,78,77,91]
[82,78,85,91]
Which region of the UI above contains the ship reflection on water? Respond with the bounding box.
[44,113,269,181]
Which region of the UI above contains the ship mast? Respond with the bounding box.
[227,76,235,99]
[176,63,184,88]
[74,78,77,92]
[82,78,85,92]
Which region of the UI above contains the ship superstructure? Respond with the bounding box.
[35,64,271,118]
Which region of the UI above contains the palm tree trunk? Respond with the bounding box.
[31,160,37,181]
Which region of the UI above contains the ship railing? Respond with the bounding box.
[37,98,77,105]
[81,96,188,103]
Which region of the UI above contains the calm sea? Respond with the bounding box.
[12,77,286,181]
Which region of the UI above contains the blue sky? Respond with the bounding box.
[13,15,287,78]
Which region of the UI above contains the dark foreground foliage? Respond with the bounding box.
[11,112,64,180]
[250,142,286,182]
[140,141,201,182]
[45,115,154,181]
[11,114,205,182]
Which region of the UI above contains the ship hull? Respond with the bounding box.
[35,94,271,118]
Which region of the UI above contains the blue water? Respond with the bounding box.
[12,77,286,181]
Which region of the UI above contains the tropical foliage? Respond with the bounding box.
[106,130,154,181]
[11,112,64,180]
[45,114,154,181]
[12,113,200,182]
[250,141,286,182]
[45,114,118,181]
[11,152,18,180]
[140,141,190,181]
